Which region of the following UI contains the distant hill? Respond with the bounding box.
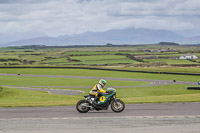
[0,28,185,46]
[0,32,47,45]
[178,36,200,44]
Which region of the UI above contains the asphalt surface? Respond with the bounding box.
[0,103,200,133]
[1,103,200,119]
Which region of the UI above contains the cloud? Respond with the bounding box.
[0,0,199,36]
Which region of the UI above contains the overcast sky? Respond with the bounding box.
[0,0,200,37]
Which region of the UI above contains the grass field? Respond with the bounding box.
[144,59,199,64]
[0,44,200,66]
[0,74,149,87]
[0,87,79,107]
[68,55,138,65]
[1,84,200,107]
[0,68,200,107]
[0,68,199,82]
[115,66,200,73]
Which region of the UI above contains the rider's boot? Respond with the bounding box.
[92,101,98,106]
[92,97,99,106]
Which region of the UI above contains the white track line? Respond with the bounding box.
[1,115,200,121]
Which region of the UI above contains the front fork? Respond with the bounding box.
[113,98,119,106]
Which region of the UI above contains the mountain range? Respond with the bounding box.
[0,32,47,45]
[0,28,200,47]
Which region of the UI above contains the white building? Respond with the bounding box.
[179,54,198,59]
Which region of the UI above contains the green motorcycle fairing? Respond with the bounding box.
[97,88,116,105]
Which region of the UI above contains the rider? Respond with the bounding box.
[89,79,107,106]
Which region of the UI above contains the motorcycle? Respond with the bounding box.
[76,88,125,113]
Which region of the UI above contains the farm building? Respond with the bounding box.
[179,54,198,59]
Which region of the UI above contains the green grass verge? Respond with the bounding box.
[118,84,200,98]
[122,84,200,103]
[0,75,149,86]
[113,66,200,74]
[1,84,200,107]
[0,87,81,107]
[0,68,199,82]
[123,94,200,103]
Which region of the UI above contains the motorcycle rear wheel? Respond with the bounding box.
[76,100,90,113]
[111,99,125,113]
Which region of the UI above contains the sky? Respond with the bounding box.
[0,0,200,37]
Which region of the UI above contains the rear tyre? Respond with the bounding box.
[111,99,125,113]
[76,100,90,113]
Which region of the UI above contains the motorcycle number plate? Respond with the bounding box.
[99,96,106,102]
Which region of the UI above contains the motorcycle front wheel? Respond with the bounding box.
[76,100,90,113]
[111,99,125,113]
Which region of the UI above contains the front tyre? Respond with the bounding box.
[76,100,90,113]
[111,99,125,113]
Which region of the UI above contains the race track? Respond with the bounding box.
[0,73,200,133]
[0,103,200,133]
